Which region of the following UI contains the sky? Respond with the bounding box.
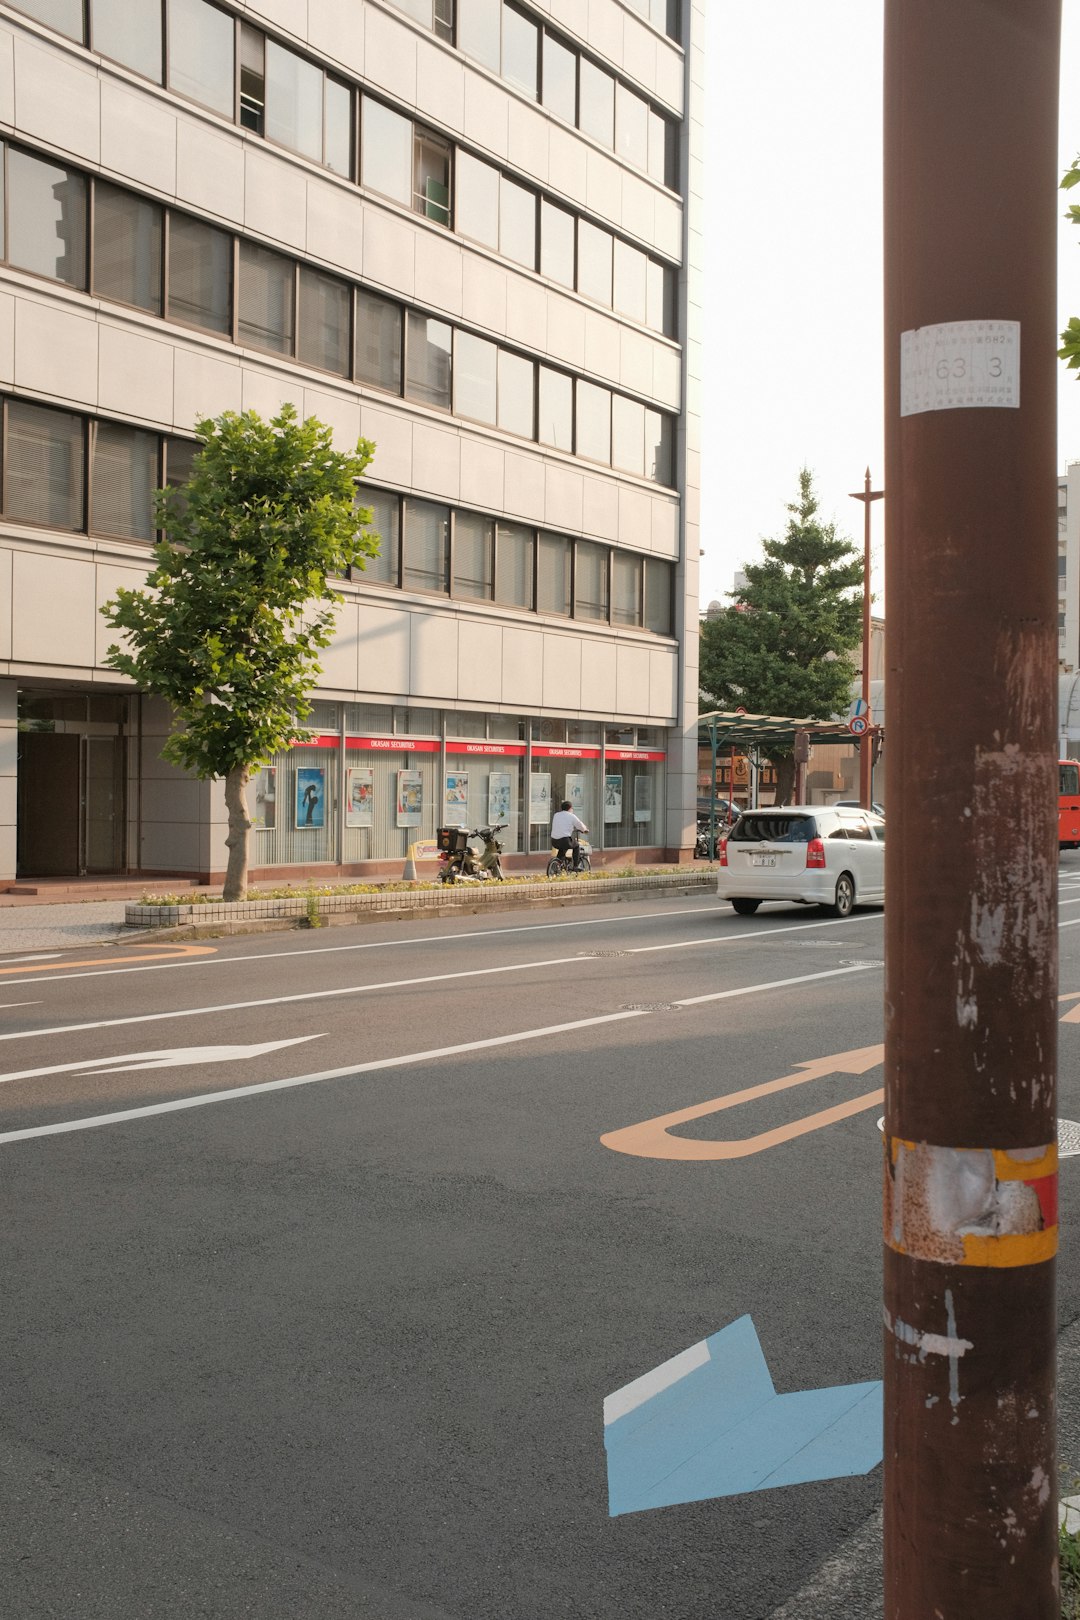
[699,1,1080,613]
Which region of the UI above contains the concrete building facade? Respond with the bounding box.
[0,0,703,880]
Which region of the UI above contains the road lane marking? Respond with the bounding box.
[0,1001,42,1009]
[0,1035,324,1086]
[0,953,62,963]
[0,965,876,1144]
[0,943,217,978]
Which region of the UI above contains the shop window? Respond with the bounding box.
[454,331,498,425]
[346,702,395,732]
[537,531,571,616]
[445,710,488,738]
[613,240,648,325]
[499,175,536,268]
[167,213,233,335]
[644,559,673,635]
[298,267,351,376]
[414,129,451,226]
[489,714,525,741]
[458,0,501,72]
[238,240,296,355]
[91,422,158,541]
[646,409,674,485]
[575,540,610,622]
[92,0,162,80]
[612,396,646,478]
[361,489,401,586]
[355,291,403,393]
[455,152,500,250]
[266,39,324,163]
[497,350,535,439]
[309,699,340,730]
[615,84,649,171]
[538,367,573,453]
[567,720,600,744]
[575,381,612,466]
[576,220,613,306]
[92,183,162,314]
[578,59,615,147]
[495,523,535,609]
[502,4,539,97]
[5,400,85,530]
[401,707,439,734]
[7,148,87,288]
[612,551,643,627]
[539,200,575,288]
[168,0,235,118]
[453,511,495,600]
[406,313,453,409]
[361,97,413,208]
[9,0,82,38]
[541,32,577,123]
[239,25,265,132]
[403,499,450,594]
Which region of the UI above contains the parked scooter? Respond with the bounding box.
[436,823,507,883]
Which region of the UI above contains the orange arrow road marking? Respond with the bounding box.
[601,1044,885,1161]
[0,943,216,977]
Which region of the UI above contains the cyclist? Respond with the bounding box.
[551,800,589,871]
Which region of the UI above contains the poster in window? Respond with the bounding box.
[488,771,511,825]
[345,767,374,828]
[529,771,551,825]
[604,773,623,824]
[253,766,277,830]
[397,769,423,827]
[634,774,652,824]
[564,773,586,818]
[444,772,469,826]
[295,766,326,829]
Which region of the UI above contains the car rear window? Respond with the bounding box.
[731,814,817,843]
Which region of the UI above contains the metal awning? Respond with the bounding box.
[697,709,866,749]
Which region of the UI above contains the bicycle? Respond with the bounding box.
[546,837,592,878]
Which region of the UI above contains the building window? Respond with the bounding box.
[239,25,265,131]
[646,409,674,485]
[361,97,413,208]
[539,199,575,287]
[324,79,354,177]
[499,175,536,268]
[611,550,643,627]
[615,84,649,172]
[92,183,163,315]
[538,367,573,452]
[575,540,610,622]
[5,400,85,530]
[647,259,676,338]
[496,350,535,439]
[361,488,401,586]
[265,40,324,163]
[163,436,198,528]
[414,129,452,225]
[405,313,453,409]
[541,33,577,123]
[91,422,158,541]
[455,153,500,251]
[167,213,233,335]
[537,531,571,616]
[298,266,351,376]
[168,0,235,118]
[355,291,403,393]
[578,59,615,147]
[612,395,646,477]
[238,241,295,354]
[613,240,648,325]
[576,220,613,306]
[7,148,87,288]
[644,558,673,635]
[454,331,498,425]
[9,0,82,38]
[453,511,495,599]
[575,381,612,465]
[457,0,501,71]
[92,0,162,80]
[495,522,534,609]
[387,0,454,41]
[502,4,539,97]
[403,498,450,594]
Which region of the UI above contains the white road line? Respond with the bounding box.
[0,953,62,963]
[0,964,875,1145]
[674,963,876,1007]
[0,1001,42,1009]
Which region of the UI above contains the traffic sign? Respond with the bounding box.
[849,715,870,736]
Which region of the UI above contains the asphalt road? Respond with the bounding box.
[1,872,1079,1620]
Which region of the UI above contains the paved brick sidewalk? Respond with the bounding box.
[0,902,130,956]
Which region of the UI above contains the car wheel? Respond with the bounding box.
[831,873,855,918]
[731,898,760,916]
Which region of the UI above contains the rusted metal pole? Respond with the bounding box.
[883,3,1061,1616]
[849,469,884,809]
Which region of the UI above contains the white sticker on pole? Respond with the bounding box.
[900,320,1019,416]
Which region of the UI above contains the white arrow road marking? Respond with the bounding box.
[0,953,62,963]
[0,1035,324,1087]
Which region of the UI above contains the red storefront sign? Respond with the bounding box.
[447,741,527,756]
[532,745,602,759]
[292,734,341,749]
[346,736,440,752]
[606,749,667,762]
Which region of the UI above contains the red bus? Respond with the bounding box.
[1061,759,1080,848]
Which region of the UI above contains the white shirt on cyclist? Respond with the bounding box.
[551,809,587,839]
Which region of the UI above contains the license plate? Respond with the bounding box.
[751,855,775,868]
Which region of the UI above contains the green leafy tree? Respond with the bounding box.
[1060,155,1080,374]
[699,468,863,801]
[102,405,377,900]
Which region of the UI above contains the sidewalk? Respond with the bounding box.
[0,901,131,955]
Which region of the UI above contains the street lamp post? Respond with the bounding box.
[849,469,884,809]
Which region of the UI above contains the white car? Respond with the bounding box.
[717,805,885,917]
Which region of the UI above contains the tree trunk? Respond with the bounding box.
[223,765,252,901]
[771,755,796,805]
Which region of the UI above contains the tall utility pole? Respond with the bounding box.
[883,4,1061,1617]
[849,469,884,809]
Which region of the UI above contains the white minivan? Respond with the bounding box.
[716,805,886,917]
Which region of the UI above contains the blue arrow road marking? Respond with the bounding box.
[604,1315,882,1516]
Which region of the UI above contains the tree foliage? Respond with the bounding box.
[101,405,377,897]
[699,469,863,794]
[1060,156,1080,374]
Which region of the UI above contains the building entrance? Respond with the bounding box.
[17,691,130,876]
